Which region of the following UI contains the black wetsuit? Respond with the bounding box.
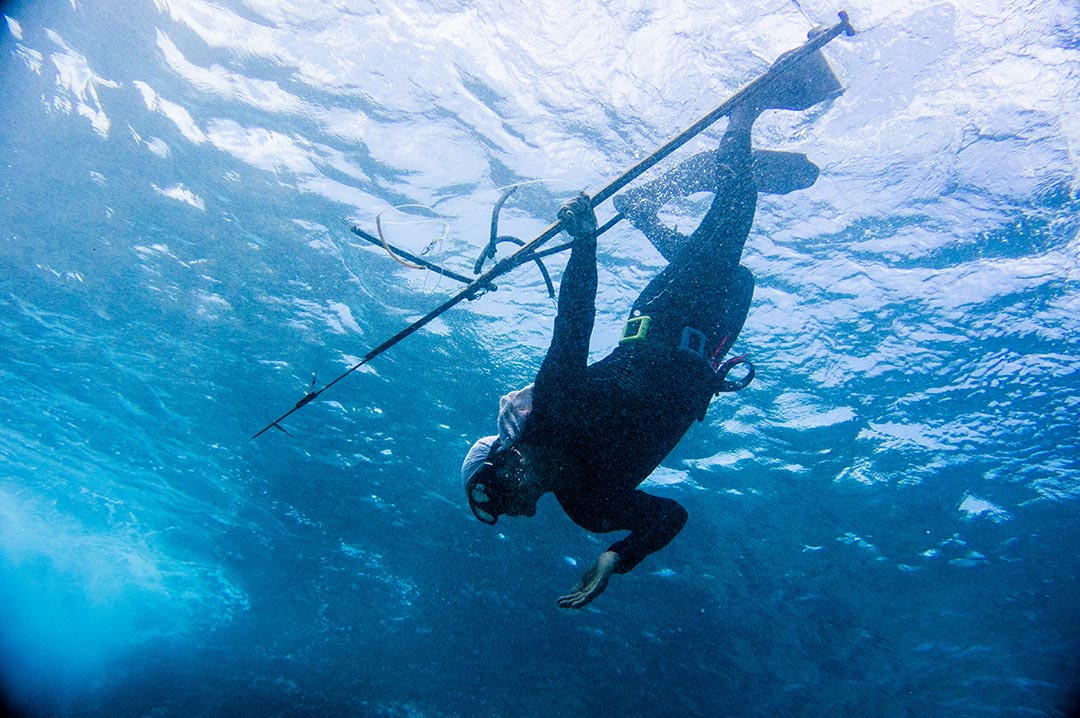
[520,124,758,573]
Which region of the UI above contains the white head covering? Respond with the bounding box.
[462,384,535,488]
[461,434,499,486]
[497,384,533,446]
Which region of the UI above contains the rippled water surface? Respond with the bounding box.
[1,1,1078,716]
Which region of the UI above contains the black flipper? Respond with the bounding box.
[755,44,844,112]
[751,150,820,195]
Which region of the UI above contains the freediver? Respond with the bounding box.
[462,48,842,608]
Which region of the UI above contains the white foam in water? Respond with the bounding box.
[5,15,23,40]
[643,466,693,486]
[958,494,1011,523]
[152,183,206,210]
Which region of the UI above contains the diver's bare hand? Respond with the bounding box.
[558,550,619,609]
[557,191,597,240]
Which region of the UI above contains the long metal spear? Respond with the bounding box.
[253,12,855,439]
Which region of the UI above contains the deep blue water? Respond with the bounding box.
[1,0,1079,716]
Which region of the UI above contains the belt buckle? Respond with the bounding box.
[619,314,651,344]
[678,326,707,357]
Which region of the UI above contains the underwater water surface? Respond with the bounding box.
[1,0,1079,716]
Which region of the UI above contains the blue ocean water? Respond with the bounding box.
[1,0,1078,716]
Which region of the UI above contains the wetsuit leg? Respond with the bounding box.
[673,111,757,273]
[627,108,758,334]
[706,264,754,356]
[615,151,719,262]
[617,108,759,266]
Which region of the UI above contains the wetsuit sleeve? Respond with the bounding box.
[604,491,689,574]
[533,232,597,394]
